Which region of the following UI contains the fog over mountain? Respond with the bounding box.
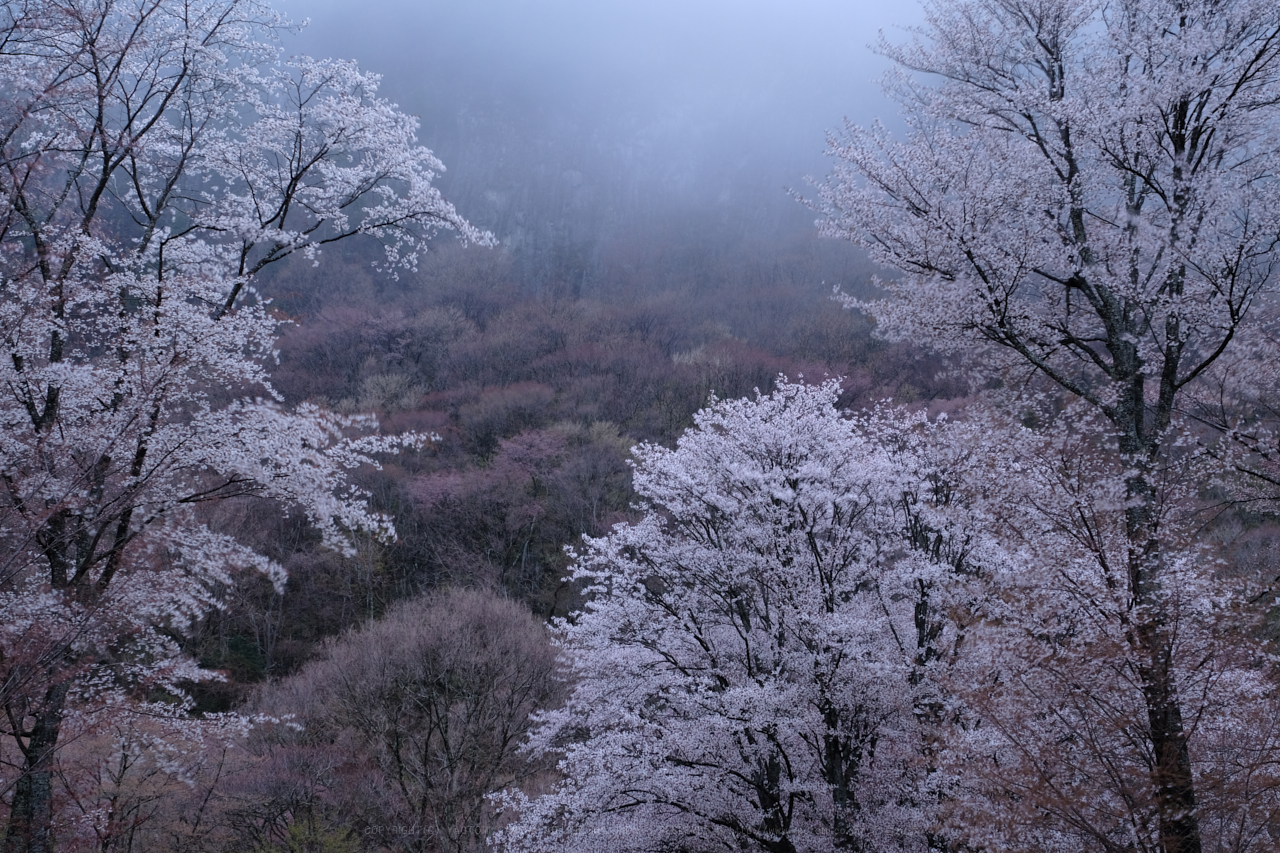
[279,0,923,251]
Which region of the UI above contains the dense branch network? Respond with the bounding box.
[817,3,1280,852]
[0,1,486,850]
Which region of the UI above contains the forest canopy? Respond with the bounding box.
[4,1,1280,853]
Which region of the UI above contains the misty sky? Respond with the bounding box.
[280,0,924,242]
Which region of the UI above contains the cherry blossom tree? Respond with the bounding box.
[0,1,487,850]
[907,403,1280,853]
[493,379,1280,852]
[495,381,951,853]
[818,2,1280,851]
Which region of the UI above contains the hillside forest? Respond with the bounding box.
[5,1,1280,853]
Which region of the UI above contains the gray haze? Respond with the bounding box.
[279,0,922,266]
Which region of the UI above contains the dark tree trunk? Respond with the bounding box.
[1119,389,1202,853]
[3,681,69,853]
